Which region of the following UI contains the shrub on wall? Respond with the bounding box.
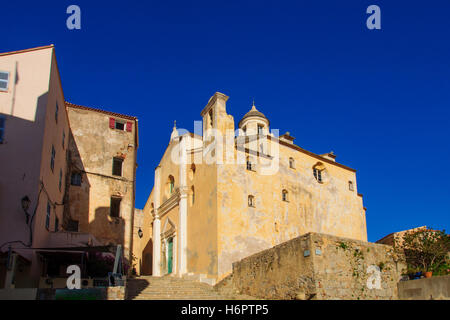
[395,227,450,274]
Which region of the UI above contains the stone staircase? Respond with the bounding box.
[126,276,256,300]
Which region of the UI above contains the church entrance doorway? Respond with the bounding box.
[167,237,173,274]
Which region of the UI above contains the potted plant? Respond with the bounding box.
[424,270,433,278]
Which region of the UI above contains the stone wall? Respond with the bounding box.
[398,275,450,300]
[230,233,405,300]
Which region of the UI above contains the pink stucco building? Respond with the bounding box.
[0,45,71,287]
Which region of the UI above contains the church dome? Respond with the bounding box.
[238,103,270,128]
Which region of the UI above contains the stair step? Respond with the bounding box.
[126,276,248,300]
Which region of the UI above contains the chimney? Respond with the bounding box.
[280,132,295,144]
[321,151,337,162]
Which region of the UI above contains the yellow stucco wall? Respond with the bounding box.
[186,157,218,277]
[217,140,367,279]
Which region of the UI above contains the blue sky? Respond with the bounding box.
[2,0,449,242]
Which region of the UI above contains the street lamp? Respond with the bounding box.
[138,228,143,239]
[21,196,31,224]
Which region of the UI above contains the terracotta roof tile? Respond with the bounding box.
[65,102,137,120]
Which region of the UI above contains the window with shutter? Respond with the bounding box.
[109,117,115,129]
[50,145,56,172]
[115,121,125,130]
[126,121,132,132]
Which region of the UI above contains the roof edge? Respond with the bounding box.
[0,44,55,57]
[65,101,138,120]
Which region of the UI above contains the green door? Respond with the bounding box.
[167,238,173,274]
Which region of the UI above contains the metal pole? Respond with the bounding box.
[113,245,122,274]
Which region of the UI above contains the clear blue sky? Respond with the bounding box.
[2,1,449,242]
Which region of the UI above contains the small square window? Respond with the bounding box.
[71,172,82,186]
[0,71,9,91]
[289,158,295,169]
[248,195,255,207]
[115,121,125,131]
[110,197,121,217]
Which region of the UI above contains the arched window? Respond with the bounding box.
[208,109,213,128]
[348,181,354,191]
[282,189,289,202]
[248,195,255,207]
[258,124,264,135]
[168,175,175,194]
[289,157,295,169]
[313,168,321,182]
[189,164,196,180]
[313,163,326,183]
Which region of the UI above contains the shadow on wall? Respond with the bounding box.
[65,130,91,233]
[141,238,153,276]
[65,125,132,274]
[0,91,53,288]
[89,207,125,250]
[86,207,134,275]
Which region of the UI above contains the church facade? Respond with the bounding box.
[135,92,367,284]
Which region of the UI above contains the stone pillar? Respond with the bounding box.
[177,136,188,276]
[152,166,162,276]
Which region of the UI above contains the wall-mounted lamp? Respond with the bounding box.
[21,196,31,224]
[138,228,143,239]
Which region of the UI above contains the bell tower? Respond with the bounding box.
[200,92,234,141]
